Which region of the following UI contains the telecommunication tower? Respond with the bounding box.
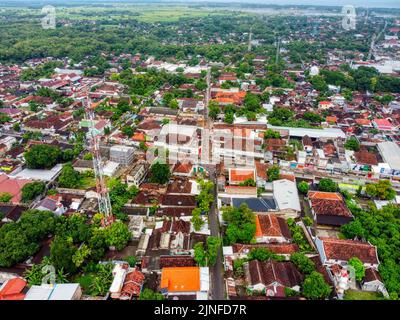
[86,94,113,226]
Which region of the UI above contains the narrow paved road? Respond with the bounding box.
[202,66,224,300]
[208,169,225,300]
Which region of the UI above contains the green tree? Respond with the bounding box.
[139,288,164,300]
[302,271,331,299]
[194,242,207,267]
[58,164,81,189]
[206,236,221,266]
[239,178,256,187]
[0,192,12,203]
[124,256,137,267]
[12,122,21,132]
[264,129,281,139]
[149,162,171,184]
[21,182,46,202]
[121,125,134,138]
[104,221,131,251]
[72,244,91,268]
[290,252,315,275]
[303,111,322,123]
[365,180,396,200]
[223,203,256,244]
[267,165,280,182]
[168,99,179,109]
[244,92,260,112]
[0,112,11,124]
[248,248,274,261]
[24,144,61,169]
[297,181,310,195]
[348,257,365,282]
[344,137,360,151]
[50,236,78,274]
[191,207,205,231]
[83,153,93,160]
[208,101,220,120]
[90,263,113,296]
[318,178,337,192]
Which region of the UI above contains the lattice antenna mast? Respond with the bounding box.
[248,26,253,52]
[275,36,281,65]
[86,93,113,224]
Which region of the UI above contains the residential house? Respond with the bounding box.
[272,179,301,218]
[126,160,149,187]
[315,237,380,269]
[308,191,353,227]
[255,214,292,244]
[160,266,209,299]
[244,259,303,297]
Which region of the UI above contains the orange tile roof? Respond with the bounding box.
[308,191,342,201]
[255,215,263,237]
[255,214,291,238]
[326,116,337,123]
[355,118,372,126]
[213,98,235,104]
[0,278,27,300]
[229,169,255,183]
[160,267,200,292]
[131,132,146,141]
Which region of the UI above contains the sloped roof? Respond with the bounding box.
[320,237,379,265]
[255,214,292,239]
[233,243,299,255]
[248,259,303,288]
[273,179,301,212]
[229,168,255,183]
[160,267,200,292]
[0,278,27,300]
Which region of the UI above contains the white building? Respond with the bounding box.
[272,179,301,217]
[154,124,200,163]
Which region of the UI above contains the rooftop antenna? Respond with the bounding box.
[86,91,113,227]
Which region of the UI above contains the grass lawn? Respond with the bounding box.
[344,290,384,300]
[79,176,96,189]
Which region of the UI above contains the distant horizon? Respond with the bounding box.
[1,0,400,9]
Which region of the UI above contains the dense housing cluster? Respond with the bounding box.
[0,2,400,301]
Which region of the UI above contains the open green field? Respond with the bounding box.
[344,290,384,300]
[54,5,238,23]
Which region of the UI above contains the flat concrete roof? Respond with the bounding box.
[378,141,400,170]
[268,125,346,139]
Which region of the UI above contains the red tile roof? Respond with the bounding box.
[308,191,342,201]
[120,268,145,300]
[229,168,255,183]
[0,278,27,300]
[233,243,299,255]
[0,175,32,203]
[320,237,379,265]
[173,162,193,174]
[354,150,378,165]
[255,214,292,239]
[248,259,303,288]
